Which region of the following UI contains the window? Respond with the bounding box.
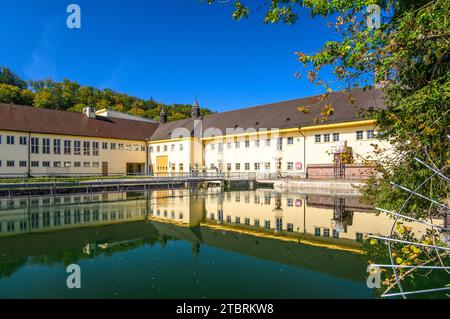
[53,139,61,154]
[226,216,231,223]
[287,198,294,207]
[367,130,376,139]
[333,133,340,142]
[43,138,50,154]
[245,163,250,171]
[133,144,139,151]
[356,131,363,140]
[254,219,260,227]
[235,217,240,224]
[265,139,271,146]
[83,141,90,156]
[141,145,146,151]
[64,162,71,168]
[227,142,232,149]
[333,229,339,238]
[20,136,27,145]
[93,142,99,156]
[171,144,175,151]
[6,136,14,145]
[74,141,81,155]
[287,223,294,232]
[74,162,81,168]
[356,232,364,242]
[323,228,330,237]
[19,161,27,167]
[210,163,216,170]
[277,138,283,150]
[0,135,2,144]
[245,218,250,225]
[83,162,90,168]
[179,144,183,151]
[314,227,321,236]
[102,142,108,150]
[179,163,183,171]
[226,163,231,171]
[276,218,283,231]
[156,145,160,152]
[235,141,240,148]
[93,162,99,168]
[287,137,294,145]
[149,146,153,153]
[255,140,260,147]
[315,134,321,143]
[43,161,50,167]
[163,145,167,152]
[235,163,241,171]
[264,220,271,229]
[31,161,39,167]
[53,162,61,168]
[7,161,14,167]
[254,163,260,171]
[119,143,124,150]
[111,143,117,150]
[64,140,71,155]
[324,134,330,142]
[210,144,215,150]
[245,140,250,148]
[264,162,271,170]
[31,138,39,154]
[287,162,294,170]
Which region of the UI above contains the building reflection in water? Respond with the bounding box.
[0,188,444,286]
[0,188,439,245]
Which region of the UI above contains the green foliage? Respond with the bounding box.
[0,67,214,122]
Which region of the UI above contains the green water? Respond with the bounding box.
[0,189,377,298]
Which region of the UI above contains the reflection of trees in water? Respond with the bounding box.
[0,258,28,279]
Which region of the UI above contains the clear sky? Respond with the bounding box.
[0,0,340,112]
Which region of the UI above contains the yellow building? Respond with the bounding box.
[0,104,158,176]
[0,88,390,178]
[148,88,390,178]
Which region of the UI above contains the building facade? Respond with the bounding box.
[0,104,158,176]
[0,88,390,178]
[148,88,390,178]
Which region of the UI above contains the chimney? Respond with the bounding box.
[160,107,167,124]
[83,107,97,119]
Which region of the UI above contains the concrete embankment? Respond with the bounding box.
[273,179,364,196]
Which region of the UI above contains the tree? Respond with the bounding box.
[0,65,214,121]
[0,67,27,89]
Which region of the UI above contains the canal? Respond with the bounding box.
[0,188,433,298]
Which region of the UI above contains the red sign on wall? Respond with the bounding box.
[295,162,303,170]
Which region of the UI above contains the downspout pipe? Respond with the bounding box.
[298,126,307,178]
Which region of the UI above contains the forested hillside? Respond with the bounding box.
[0,66,213,122]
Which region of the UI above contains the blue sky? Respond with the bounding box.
[0,0,340,112]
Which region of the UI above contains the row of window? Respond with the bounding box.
[209,137,295,151]
[150,144,184,153]
[0,136,28,145]
[0,208,145,232]
[208,162,297,171]
[314,130,376,143]
[0,160,103,168]
[0,136,145,154]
